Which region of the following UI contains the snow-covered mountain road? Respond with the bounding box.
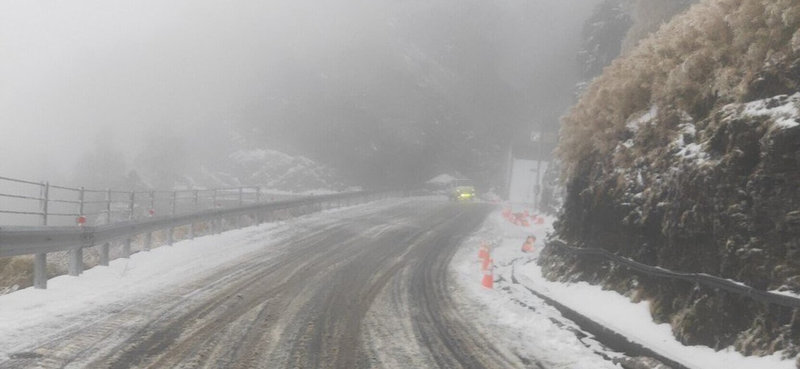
[0,199,548,369]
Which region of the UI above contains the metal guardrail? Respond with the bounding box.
[0,175,277,227]
[1,190,391,289]
[546,239,800,309]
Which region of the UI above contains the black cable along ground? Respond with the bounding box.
[509,262,689,369]
[505,239,800,368]
[546,240,800,309]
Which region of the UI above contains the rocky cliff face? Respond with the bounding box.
[543,0,800,357]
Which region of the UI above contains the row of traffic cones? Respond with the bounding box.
[501,208,545,227]
[478,241,493,289]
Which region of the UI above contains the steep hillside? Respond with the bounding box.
[196,148,347,192]
[139,147,347,193]
[542,0,694,216]
[620,0,697,52]
[577,0,632,82]
[544,0,800,357]
[76,130,350,193]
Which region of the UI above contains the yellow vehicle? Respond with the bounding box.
[450,186,477,201]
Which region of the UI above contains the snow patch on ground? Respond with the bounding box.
[741,93,800,129]
[627,105,658,133]
[456,208,798,369]
[452,208,621,369]
[669,118,712,166]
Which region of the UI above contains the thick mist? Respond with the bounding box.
[0,0,598,188]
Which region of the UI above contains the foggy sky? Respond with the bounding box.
[0,0,598,185]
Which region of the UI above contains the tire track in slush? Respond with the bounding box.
[2,201,539,369]
[361,204,542,369]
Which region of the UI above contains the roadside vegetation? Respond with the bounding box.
[549,0,800,357]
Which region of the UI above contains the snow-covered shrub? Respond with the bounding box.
[560,0,800,178]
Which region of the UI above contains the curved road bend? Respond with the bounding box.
[2,200,541,369]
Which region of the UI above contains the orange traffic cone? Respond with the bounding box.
[481,268,493,289]
[522,236,535,253]
[481,256,492,271]
[478,242,490,260]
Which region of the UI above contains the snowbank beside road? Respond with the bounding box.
[457,208,797,369]
[451,209,622,368]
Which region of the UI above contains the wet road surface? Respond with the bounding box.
[1,200,541,369]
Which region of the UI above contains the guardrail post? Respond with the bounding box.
[105,189,112,224]
[171,190,177,216]
[189,190,199,238]
[78,186,85,219]
[68,248,83,276]
[168,190,176,245]
[255,190,264,225]
[34,253,47,289]
[123,238,132,258]
[149,191,155,215]
[128,191,135,220]
[235,187,244,227]
[100,243,110,266]
[122,191,134,258]
[40,182,49,226]
[144,232,152,251]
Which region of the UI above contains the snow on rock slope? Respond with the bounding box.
[552,0,800,357]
